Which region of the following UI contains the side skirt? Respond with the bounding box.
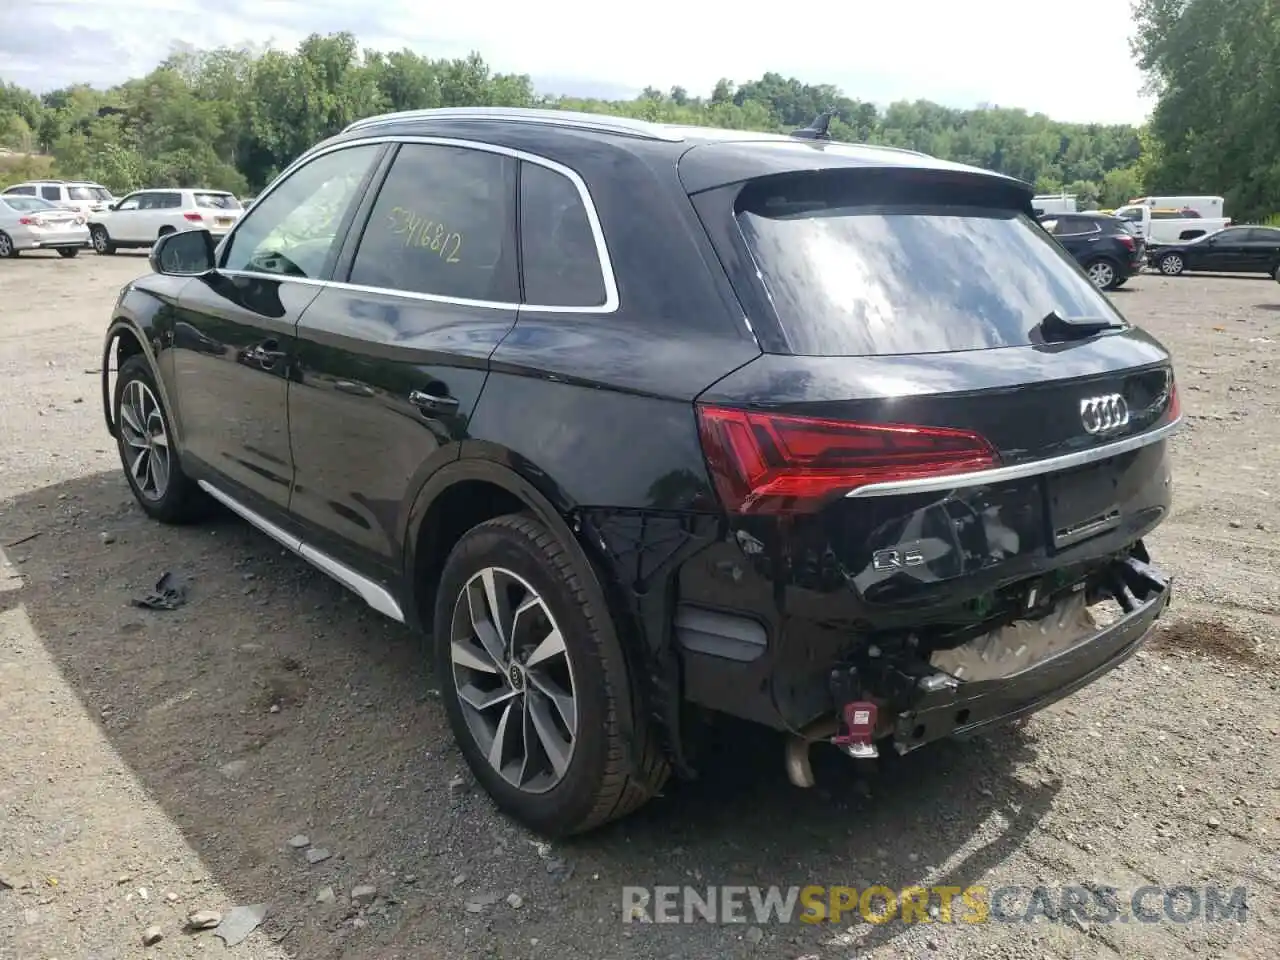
[197,479,405,623]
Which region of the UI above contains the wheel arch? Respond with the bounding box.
[402,448,645,771]
[102,311,178,443]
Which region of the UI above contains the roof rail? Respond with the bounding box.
[342,106,686,142]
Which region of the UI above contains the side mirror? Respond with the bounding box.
[150,228,217,276]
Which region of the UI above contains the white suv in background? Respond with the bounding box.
[2,180,115,215]
[88,188,244,255]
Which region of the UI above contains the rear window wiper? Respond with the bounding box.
[1037,310,1125,343]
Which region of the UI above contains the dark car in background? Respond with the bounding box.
[1039,212,1145,290]
[1150,224,1280,279]
[100,107,1179,836]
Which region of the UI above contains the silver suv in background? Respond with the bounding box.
[2,180,115,216]
[89,188,244,255]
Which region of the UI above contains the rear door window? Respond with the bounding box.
[348,143,517,302]
[40,186,60,201]
[735,173,1123,357]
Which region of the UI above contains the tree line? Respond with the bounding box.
[1132,0,1280,224]
[0,33,1143,208]
[0,13,1275,222]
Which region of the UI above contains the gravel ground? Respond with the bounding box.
[1,250,1277,960]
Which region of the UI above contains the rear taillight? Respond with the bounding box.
[1117,235,1135,251]
[183,212,203,222]
[695,405,1000,515]
[18,216,44,226]
[1167,381,1180,421]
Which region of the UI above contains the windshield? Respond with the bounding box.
[2,196,59,212]
[737,188,1123,357]
[67,185,112,202]
[194,192,242,210]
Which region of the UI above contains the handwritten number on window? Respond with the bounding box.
[388,206,462,263]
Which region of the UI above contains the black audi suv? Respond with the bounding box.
[1038,211,1146,290]
[101,107,1179,837]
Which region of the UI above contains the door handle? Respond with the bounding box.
[408,389,459,414]
[245,340,286,369]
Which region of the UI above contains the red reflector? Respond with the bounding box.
[695,405,999,514]
[183,212,203,222]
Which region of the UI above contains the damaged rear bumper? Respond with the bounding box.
[888,553,1170,753]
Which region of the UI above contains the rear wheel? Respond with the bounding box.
[57,247,80,259]
[1158,253,1185,276]
[113,354,210,524]
[157,226,175,240]
[434,514,668,837]
[1085,258,1120,290]
[0,231,18,258]
[91,226,115,255]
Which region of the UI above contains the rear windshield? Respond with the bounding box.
[2,196,58,212]
[736,177,1123,357]
[67,185,112,202]
[194,192,242,210]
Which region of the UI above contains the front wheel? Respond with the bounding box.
[91,226,115,255]
[1158,253,1185,276]
[57,247,80,259]
[113,354,210,524]
[1085,258,1120,290]
[434,514,668,837]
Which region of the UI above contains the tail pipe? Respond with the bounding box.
[784,700,881,788]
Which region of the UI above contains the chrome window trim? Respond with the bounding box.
[846,416,1182,499]
[216,135,619,314]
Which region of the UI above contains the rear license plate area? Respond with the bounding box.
[1047,459,1123,550]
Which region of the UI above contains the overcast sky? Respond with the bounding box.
[4,0,1152,124]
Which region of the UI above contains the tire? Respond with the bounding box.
[1158,252,1185,276]
[57,247,80,259]
[1113,277,1128,289]
[1272,262,1280,283]
[434,514,668,837]
[157,226,175,240]
[113,354,210,524]
[1085,258,1120,290]
[91,225,116,255]
[0,231,18,258]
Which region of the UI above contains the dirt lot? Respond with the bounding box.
[1,250,1277,960]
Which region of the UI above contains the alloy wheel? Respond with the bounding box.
[1160,255,1183,275]
[118,379,171,500]
[92,229,108,253]
[1087,261,1115,289]
[0,233,11,257]
[449,566,578,794]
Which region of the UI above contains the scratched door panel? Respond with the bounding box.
[287,143,519,580]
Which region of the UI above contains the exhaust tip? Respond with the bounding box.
[785,736,816,788]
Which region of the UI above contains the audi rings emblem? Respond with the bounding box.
[1080,394,1130,435]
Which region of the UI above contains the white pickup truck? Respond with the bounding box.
[1111,204,1231,246]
